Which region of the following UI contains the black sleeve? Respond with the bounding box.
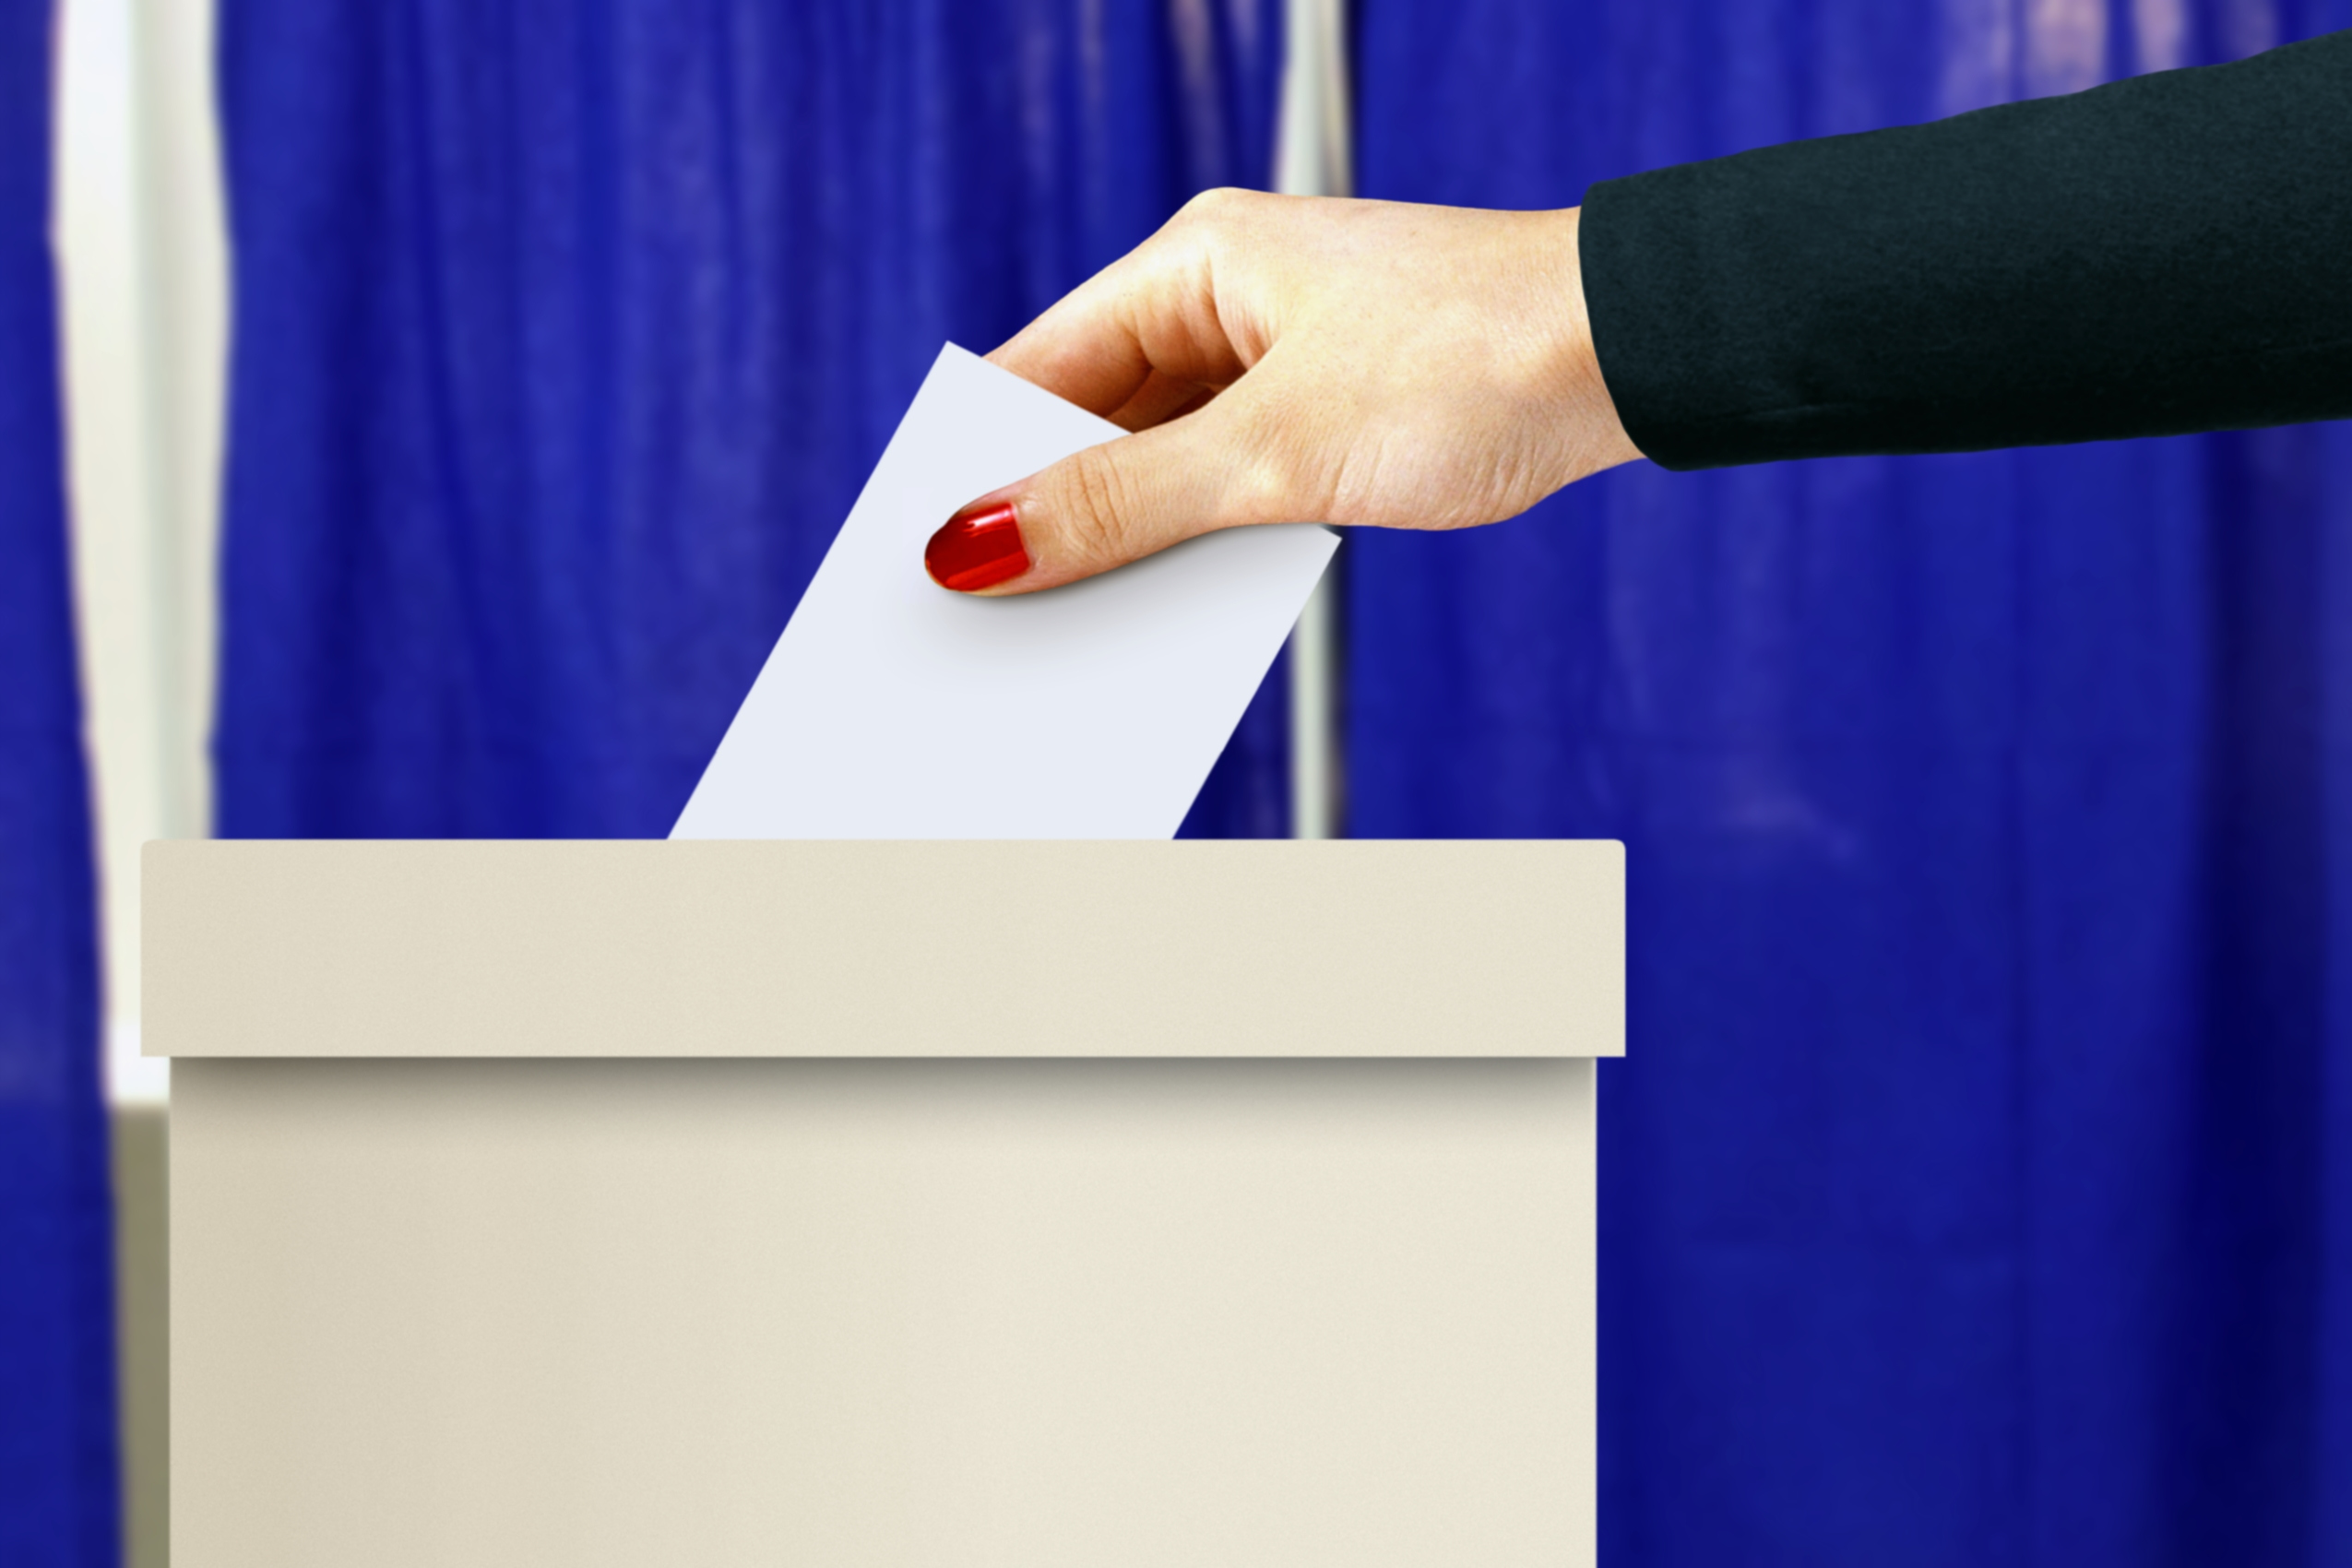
[1578,30,2352,471]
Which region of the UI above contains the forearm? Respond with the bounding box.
[1580,30,2352,469]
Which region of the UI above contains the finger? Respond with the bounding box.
[1105,367,1221,433]
[987,233,1250,419]
[989,285,1157,417]
[923,395,1295,596]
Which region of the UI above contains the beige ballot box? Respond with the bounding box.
[149,839,1623,1568]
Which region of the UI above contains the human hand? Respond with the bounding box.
[923,190,1641,594]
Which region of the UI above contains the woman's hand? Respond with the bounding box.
[923,190,1641,595]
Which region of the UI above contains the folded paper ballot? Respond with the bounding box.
[671,344,1336,839]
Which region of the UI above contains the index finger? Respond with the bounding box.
[987,221,1250,420]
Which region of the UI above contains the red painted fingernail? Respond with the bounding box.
[925,500,1030,592]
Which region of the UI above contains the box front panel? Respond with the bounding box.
[174,1058,1594,1568]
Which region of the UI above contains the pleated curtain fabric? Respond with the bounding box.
[1353,2,2352,1564]
[212,0,1287,842]
[0,3,123,1564]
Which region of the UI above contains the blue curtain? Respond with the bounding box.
[215,0,1288,841]
[1355,3,2352,1564]
[0,2,122,1564]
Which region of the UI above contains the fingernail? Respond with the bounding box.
[925,500,1031,592]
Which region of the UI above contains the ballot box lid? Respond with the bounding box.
[145,840,1621,1059]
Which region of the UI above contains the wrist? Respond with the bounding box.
[1554,207,1643,473]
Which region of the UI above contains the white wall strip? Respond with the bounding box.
[55,0,228,1106]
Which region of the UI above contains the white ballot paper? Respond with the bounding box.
[671,344,1336,839]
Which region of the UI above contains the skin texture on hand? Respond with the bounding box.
[928,190,1642,595]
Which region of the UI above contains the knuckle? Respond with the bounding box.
[1178,185,1239,219]
[1172,185,1253,237]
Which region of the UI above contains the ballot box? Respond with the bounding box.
[150,840,1622,1568]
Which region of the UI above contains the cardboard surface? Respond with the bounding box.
[144,839,1624,1059]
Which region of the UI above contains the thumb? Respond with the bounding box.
[924,403,1292,596]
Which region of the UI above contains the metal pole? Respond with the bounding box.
[1275,0,1352,840]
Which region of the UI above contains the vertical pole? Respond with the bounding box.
[1275,0,1351,841]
